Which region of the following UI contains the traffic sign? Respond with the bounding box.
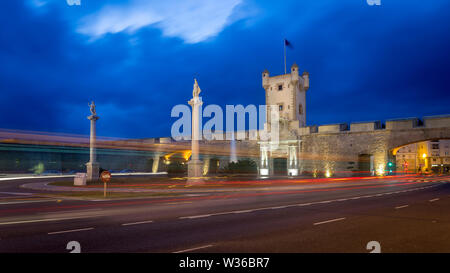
[100,170,111,197]
[101,170,111,183]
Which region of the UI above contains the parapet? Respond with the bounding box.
[350,121,381,132]
[385,118,419,130]
[423,115,450,128]
[297,126,318,135]
[318,123,348,133]
[159,137,173,144]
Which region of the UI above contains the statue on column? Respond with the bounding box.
[193,79,201,98]
[88,101,97,116]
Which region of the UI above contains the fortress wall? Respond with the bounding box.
[386,118,418,130]
[296,126,318,136]
[350,121,381,132]
[297,117,450,176]
[318,123,348,133]
[189,116,450,176]
[424,115,450,128]
[299,130,390,176]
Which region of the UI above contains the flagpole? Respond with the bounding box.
[284,39,287,74]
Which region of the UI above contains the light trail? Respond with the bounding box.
[0,179,445,217]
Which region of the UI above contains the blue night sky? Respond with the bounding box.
[1,0,449,139]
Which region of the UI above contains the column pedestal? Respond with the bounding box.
[86,162,99,181]
[187,159,204,185]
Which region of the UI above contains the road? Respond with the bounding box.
[0,175,448,253]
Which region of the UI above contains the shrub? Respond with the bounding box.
[167,162,187,175]
[223,159,257,174]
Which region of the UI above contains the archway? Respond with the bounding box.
[390,138,450,174]
[273,158,287,175]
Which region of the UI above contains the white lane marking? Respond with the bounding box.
[429,198,439,202]
[178,184,442,220]
[173,244,213,253]
[271,206,288,209]
[179,214,213,219]
[314,217,346,226]
[0,216,96,226]
[395,205,409,209]
[121,220,154,226]
[233,210,254,214]
[296,203,312,207]
[48,227,94,235]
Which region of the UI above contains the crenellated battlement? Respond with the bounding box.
[296,115,450,136]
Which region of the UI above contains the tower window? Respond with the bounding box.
[279,104,283,111]
[278,85,283,91]
[298,104,303,115]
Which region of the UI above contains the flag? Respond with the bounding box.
[283,39,293,74]
[284,39,293,49]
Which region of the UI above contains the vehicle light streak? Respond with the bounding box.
[0,180,440,217]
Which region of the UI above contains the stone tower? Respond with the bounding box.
[262,63,309,130]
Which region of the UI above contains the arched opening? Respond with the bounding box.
[273,157,287,175]
[358,154,374,174]
[390,139,450,174]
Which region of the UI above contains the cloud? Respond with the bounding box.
[5,0,450,138]
[77,0,244,43]
[28,0,49,8]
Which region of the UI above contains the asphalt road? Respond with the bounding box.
[0,176,448,253]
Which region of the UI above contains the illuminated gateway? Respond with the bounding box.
[1,63,450,177]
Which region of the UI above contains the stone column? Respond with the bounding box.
[86,114,100,181]
[202,156,210,176]
[152,154,161,173]
[187,79,204,185]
